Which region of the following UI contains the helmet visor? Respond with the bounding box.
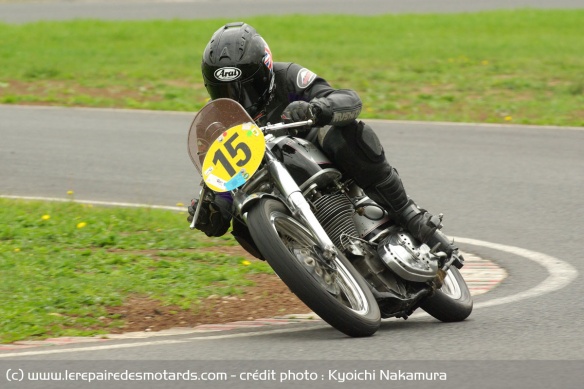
[205,66,271,118]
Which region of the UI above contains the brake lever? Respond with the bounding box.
[442,250,465,270]
[190,185,209,230]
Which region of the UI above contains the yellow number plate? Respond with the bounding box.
[201,123,265,192]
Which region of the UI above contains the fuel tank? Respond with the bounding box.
[269,137,341,190]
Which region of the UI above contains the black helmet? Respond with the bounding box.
[202,22,274,120]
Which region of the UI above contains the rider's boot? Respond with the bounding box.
[364,168,462,266]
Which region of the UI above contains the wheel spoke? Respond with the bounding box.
[248,199,380,337]
[270,212,369,315]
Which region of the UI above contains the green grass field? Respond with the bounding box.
[0,198,272,343]
[0,10,583,125]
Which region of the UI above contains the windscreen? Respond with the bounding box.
[187,98,254,174]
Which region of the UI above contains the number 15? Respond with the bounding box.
[212,132,251,176]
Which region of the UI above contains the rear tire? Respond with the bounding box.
[247,199,380,337]
[420,267,473,322]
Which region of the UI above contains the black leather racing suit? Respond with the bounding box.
[260,62,393,190]
[225,62,395,258]
[199,62,459,263]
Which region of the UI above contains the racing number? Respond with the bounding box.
[212,132,251,176]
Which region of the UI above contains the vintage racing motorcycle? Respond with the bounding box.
[187,98,472,337]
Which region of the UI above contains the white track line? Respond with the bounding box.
[0,328,320,358]
[0,195,186,212]
[453,237,578,309]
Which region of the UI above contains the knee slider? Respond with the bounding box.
[356,121,384,162]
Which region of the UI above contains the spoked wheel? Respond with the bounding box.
[247,199,380,337]
[420,266,473,322]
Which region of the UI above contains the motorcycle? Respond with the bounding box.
[187,98,472,337]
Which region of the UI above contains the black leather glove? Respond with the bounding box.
[187,195,232,237]
[281,101,319,124]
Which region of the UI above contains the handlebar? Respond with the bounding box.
[260,120,313,137]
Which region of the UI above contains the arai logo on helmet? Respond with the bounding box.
[214,67,242,81]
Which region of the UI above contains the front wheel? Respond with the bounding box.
[247,199,380,337]
[420,267,473,322]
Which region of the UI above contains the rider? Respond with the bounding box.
[189,22,461,263]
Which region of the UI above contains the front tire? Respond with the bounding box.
[420,267,473,322]
[247,199,380,337]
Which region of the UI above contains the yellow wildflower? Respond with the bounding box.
[41,215,50,221]
[77,222,87,229]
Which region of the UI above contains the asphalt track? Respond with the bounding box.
[1,105,582,358]
[1,0,583,23]
[1,1,583,388]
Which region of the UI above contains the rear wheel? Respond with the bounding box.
[420,267,473,322]
[247,199,380,337]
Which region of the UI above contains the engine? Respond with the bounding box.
[312,193,358,251]
[269,135,438,317]
[311,189,440,319]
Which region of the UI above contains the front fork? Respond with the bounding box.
[263,148,337,260]
[190,147,336,260]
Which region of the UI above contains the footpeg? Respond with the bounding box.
[444,250,465,270]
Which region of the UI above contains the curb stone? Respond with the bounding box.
[0,252,505,351]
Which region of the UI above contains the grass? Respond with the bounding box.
[0,10,582,126]
[0,198,273,343]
